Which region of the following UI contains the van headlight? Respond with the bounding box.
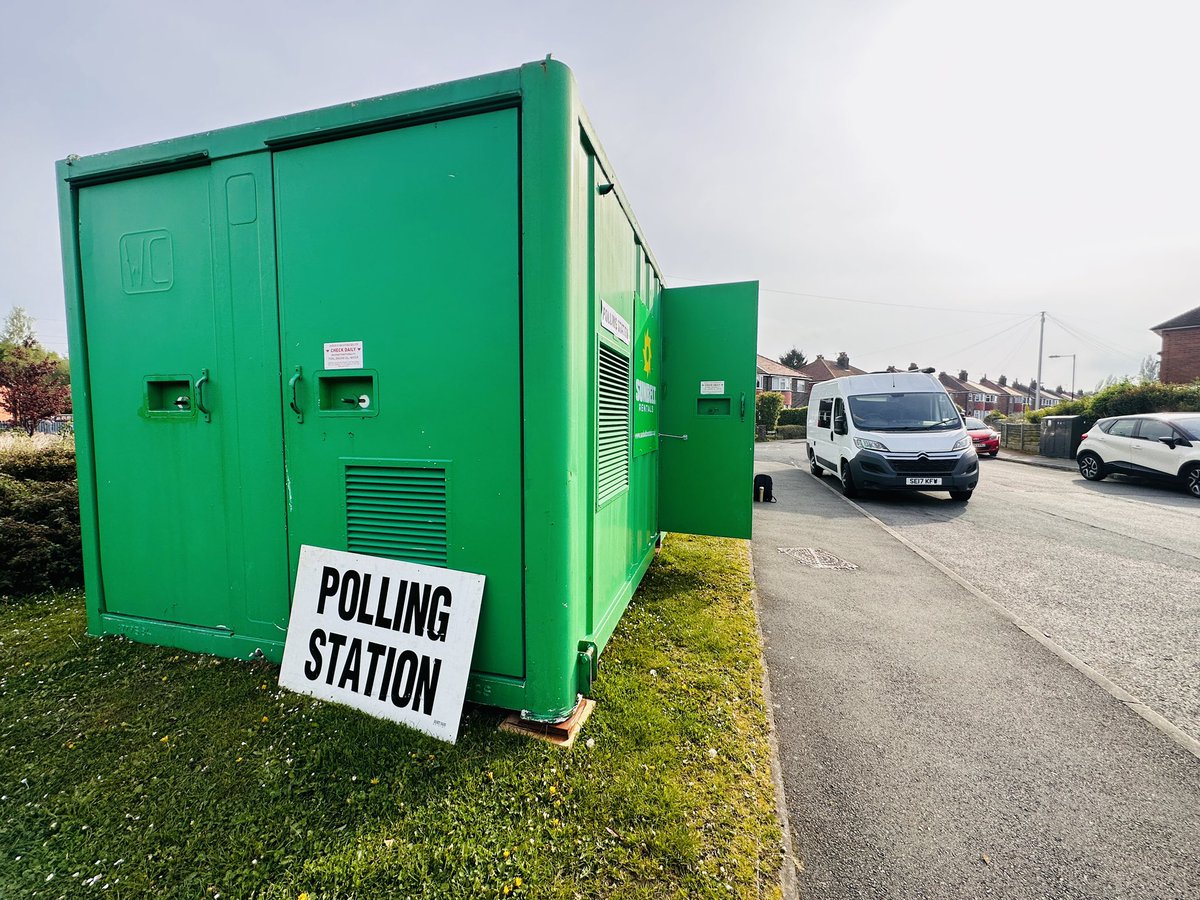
[952,436,971,451]
[853,437,889,451]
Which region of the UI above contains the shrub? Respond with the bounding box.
[0,476,81,596]
[774,425,806,440]
[983,410,1007,424]
[0,441,77,481]
[756,392,784,431]
[777,407,807,426]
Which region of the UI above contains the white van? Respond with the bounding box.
[806,372,978,501]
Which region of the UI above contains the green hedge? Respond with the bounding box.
[1026,381,1200,427]
[0,442,77,481]
[778,407,807,426]
[0,476,82,596]
[756,392,784,430]
[775,424,806,439]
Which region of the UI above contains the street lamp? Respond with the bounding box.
[1049,353,1076,399]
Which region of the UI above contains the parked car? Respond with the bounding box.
[963,417,999,457]
[1076,413,1200,497]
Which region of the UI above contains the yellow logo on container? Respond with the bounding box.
[642,333,652,376]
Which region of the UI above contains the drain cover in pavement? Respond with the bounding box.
[777,547,859,570]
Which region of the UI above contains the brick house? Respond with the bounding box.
[795,352,866,386]
[980,376,1027,417]
[756,355,812,408]
[1151,305,1200,384]
[938,372,970,411]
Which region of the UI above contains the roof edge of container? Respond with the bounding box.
[57,64,528,184]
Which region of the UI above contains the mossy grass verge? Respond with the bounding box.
[0,536,781,898]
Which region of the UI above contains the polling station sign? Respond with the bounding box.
[279,545,485,744]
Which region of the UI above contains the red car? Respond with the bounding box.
[964,416,999,457]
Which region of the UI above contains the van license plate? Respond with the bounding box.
[906,477,943,486]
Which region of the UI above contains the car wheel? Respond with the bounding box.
[840,463,859,498]
[1183,463,1200,498]
[1078,452,1107,481]
[809,452,822,477]
[988,450,998,458]
[949,490,972,501]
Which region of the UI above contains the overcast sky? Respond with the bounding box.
[3,0,1197,392]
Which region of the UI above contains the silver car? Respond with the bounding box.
[1076,413,1200,497]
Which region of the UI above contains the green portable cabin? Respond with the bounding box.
[56,60,758,723]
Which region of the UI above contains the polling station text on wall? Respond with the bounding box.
[279,545,486,744]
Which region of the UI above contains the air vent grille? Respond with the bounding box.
[346,466,447,566]
[597,344,630,504]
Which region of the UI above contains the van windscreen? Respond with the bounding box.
[847,392,961,432]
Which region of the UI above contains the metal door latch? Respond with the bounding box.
[660,433,689,441]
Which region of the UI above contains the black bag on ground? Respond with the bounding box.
[753,474,776,503]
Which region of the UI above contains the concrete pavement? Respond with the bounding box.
[752,447,1200,899]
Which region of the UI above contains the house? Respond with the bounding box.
[756,356,812,408]
[795,352,866,385]
[1151,305,1200,384]
[954,372,999,417]
[980,376,1027,417]
[938,372,970,411]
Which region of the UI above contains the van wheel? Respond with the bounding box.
[809,451,822,477]
[840,463,859,498]
[949,490,972,501]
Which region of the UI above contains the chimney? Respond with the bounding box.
[836,351,850,368]
[907,362,918,371]
[958,370,968,382]
[998,374,1007,386]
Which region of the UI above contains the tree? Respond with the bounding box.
[1137,354,1160,384]
[0,337,71,436]
[779,347,807,370]
[1,306,36,349]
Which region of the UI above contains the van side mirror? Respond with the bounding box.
[833,415,848,436]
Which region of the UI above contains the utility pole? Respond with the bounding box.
[1049,353,1076,399]
[1034,311,1045,411]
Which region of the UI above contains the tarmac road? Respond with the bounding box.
[752,442,1200,900]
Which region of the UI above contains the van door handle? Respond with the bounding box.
[289,366,304,423]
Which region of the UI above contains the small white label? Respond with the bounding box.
[700,380,726,395]
[324,341,364,370]
[600,302,631,345]
[279,545,486,744]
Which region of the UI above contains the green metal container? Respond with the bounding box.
[56,60,758,722]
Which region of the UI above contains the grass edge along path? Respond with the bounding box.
[0,535,782,899]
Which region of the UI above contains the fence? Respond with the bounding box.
[998,421,1042,452]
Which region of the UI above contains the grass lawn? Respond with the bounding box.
[0,535,782,899]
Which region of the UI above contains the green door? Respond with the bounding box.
[77,157,288,630]
[273,109,525,679]
[658,281,759,539]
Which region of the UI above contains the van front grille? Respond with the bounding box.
[890,458,957,475]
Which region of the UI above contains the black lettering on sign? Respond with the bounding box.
[402,583,432,638]
[356,574,375,626]
[377,646,397,702]
[363,641,387,696]
[428,586,452,642]
[391,649,419,708]
[337,637,362,693]
[413,656,442,714]
[325,631,348,685]
[338,570,361,621]
[317,567,339,614]
[373,576,394,630]
[304,629,326,681]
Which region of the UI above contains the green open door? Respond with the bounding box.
[658,281,759,539]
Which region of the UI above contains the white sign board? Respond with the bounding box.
[600,301,631,345]
[700,380,726,395]
[323,340,364,370]
[279,545,485,744]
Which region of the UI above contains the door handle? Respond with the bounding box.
[289,366,304,423]
[196,368,211,423]
[740,392,746,421]
[660,433,689,441]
